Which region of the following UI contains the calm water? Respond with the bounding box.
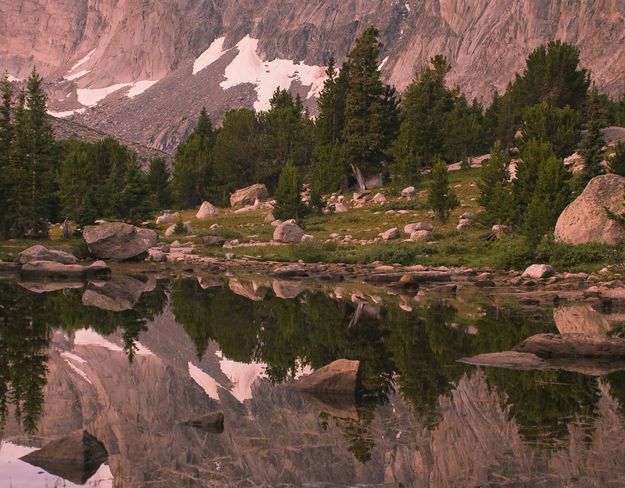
[0,275,625,487]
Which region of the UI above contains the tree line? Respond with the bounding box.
[3,28,625,238]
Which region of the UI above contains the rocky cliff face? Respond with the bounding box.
[2,0,625,151]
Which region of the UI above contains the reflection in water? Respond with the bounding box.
[0,277,624,485]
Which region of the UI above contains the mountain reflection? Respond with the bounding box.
[1,276,625,486]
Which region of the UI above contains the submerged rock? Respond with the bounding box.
[20,260,110,280]
[290,359,360,395]
[183,411,225,433]
[83,222,157,261]
[20,430,108,485]
[513,333,625,358]
[82,276,146,312]
[16,245,78,265]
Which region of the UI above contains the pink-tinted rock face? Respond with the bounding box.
[1,1,625,151]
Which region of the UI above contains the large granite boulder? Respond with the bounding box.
[83,222,157,261]
[196,201,219,219]
[290,359,360,395]
[522,264,555,279]
[20,430,108,485]
[230,184,269,208]
[555,174,625,245]
[273,219,305,243]
[16,245,78,265]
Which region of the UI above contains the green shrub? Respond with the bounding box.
[490,236,537,270]
[535,240,618,269]
[205,228,243,240]
[379,200,428,212]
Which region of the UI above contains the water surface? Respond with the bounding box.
[1,275,624,487]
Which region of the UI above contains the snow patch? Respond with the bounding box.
[64,69,90,81]
[47,108,86,118]
[63,359,92,384]
[188,362,221,400]
[126,79,160,98]
[405,2,411,12]
[221,35,327,111]
[134,341,155,356]
[77,83,133,107]
[74,329,124,352]
[0,441,113,488]
[219,355,266,402]
[193,37,226,75]
[61,351,87,364]
[378,56,390,70]
[6,74,21,82]
[69,49,96,72]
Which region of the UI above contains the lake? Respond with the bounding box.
[0,274,624,487]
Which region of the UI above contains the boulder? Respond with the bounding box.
[410,230,430,241]
[196,201,219,219]
[20,430,108,485]
[460,212,476,220]
[20,260,110,280]
[16,245,78,265]
[228,278,267,301]
[522,264,555,279]
[401,186,416,197]
[334,203,348,213]
[148,248,165,262]
[272,280,304,299]
[301,234,315,243]
[404,222,433,234]
[382,228,401,240]
[264,213,275,223]
[459,351,548,370]
[81,276,146,312]
[202,235,226,247]
[371,193,387,204]
[554,305,612,336]
[290,359,360,395]
[83,222,157,261]
[555,174,625,245]
[165,221,192,237]
[230,184,269,208]
[273,219,305,243]
[513,333,625,358]
[155,212,179,225]
[457,218,475,230]
[183,411,224,433]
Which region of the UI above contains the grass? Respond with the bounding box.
[0,168,620,273]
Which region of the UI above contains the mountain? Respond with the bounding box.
[2,0,625,152]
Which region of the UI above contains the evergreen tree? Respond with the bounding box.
[579,89,605,187]
[523,155,571,242]
[442,95,483,163]
[8,91,32,236]
[147,157,171,209]
[0,76,13,238]
[315,58,349,145]
[343,27,399,189]
[608,142,625,176]
[427,160,459,223]
[273,160,306,221]
[171,108,217,208]
[478,142,514,225]
[521,102,580,158]
[513,139,558,217]
[390,55,454,185]
[257,89,313,188]
[212,108,261,200]
[119,164,153,223]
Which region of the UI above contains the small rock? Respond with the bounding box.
[410,230,430,241]
[301,234,315,243]
[382,228,401,240]
[371,193,387,205]
[156,211,180,225]
[202,236,226,247]
[401,186,416,197]
[404,222,433,234]
[334,203,348,213]
[523,264,555,279]
[264,213,275,223]
[273,219,305,244]
[196,201,219,219]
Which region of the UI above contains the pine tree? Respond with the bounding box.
[0,76,13,238]
[521,102,580,158]
[609,142,625,176]
[171,108,217,207]
[579,89,605,187]
[119,164,153,224]
[315,58,349,145]
[427,160,459,223]
[478,141,514,225]
[8,91,32,237]
[147,157,171,209]
[24,68,57,233]
[513,139,557,217]
[390,55,454,185]
[442,94,483,164]
[343,27,399,190]
[523,155,571,242]
[273,160,307,221]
